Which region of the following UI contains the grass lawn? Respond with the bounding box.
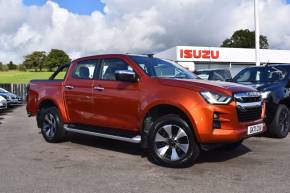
[0,71,58,83]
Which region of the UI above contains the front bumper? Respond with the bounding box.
[0,103,7,110]
[209,120,266,142]
[7,99,23,106]
[190,99,266,144]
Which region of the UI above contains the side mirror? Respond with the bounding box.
[115,70,138,82]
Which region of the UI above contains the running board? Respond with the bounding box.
[63,125,141,144]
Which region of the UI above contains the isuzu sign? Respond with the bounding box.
[179,49,220,59]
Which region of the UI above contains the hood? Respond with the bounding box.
[158,78,257,95]
[238,81,284,92]
[0,96,6,102]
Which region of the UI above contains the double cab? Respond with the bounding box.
[27,54,266,167]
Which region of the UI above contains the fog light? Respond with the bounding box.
[213,112,219,119]
[213,112,221,129]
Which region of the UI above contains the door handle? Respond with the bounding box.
[65,85,74,90]
[94,86,104,91]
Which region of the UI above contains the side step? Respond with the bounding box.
[63,124,141,144]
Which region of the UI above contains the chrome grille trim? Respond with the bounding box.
[234,92,262,122]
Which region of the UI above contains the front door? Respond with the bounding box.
[63,59,98,125]
[92,58,140,132]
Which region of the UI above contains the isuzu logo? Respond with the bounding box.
[179,49,220,59]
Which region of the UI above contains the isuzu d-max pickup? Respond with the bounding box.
[27,54,266,167]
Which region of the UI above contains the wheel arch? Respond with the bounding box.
[140,103,199,148]
[36,98,65,128]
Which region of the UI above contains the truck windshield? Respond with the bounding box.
[130,56,198,79]
[234,67,287,83]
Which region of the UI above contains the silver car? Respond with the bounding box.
[0,96,7,110]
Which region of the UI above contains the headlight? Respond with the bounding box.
[261,91,271,99]
[200,91,232,105]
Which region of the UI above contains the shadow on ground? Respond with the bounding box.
[197,145,251,163]
[69,133,143,156]
[67,133,251,167]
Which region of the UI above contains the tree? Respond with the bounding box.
[44,49,71,71]
[23,51,47,71]
[0,62,3,71]
[7,61,17,70]
[221,29,269,49]
[17,64,26,72]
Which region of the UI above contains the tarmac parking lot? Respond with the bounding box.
[1,106,290,193]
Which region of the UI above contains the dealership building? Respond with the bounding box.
[155,46,290,75]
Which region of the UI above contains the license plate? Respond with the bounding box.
[248,123,264,135]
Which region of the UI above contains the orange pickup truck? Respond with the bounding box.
[27,54,266,167]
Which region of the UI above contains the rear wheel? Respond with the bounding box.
[268,104,290,138]
[39,107,66,143]
[148,114,199,168]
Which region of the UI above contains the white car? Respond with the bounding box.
[0,96,7,110]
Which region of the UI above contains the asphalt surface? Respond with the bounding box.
[0,106,290,193]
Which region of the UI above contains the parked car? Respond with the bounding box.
[233,64,290,138]
[27,54,265,167]
[194,69,232,81]
[0,96,7,111]
[0,88,23,107]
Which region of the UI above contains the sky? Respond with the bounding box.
[0,0,290,63]
[23,0,105,15]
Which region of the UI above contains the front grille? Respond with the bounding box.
[237,106,262,122]
[240,96,261,103]
[234,92,262,122]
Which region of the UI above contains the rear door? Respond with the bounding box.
[63,59,98,125]
[91,57,141,132]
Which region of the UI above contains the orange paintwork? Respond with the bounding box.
[27,54,266,144]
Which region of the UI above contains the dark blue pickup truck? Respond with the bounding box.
[233,64,290,138]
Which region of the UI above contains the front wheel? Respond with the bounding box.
[148,114,200,168]
[268,104,290,138]
[39,107,66,143]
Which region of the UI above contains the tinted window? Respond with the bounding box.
[73,60,97,80]
[212,71,225,81]
[234,67,287,83]
[130,56,197,79]
[100,58,133,81]
[196,71,210,80]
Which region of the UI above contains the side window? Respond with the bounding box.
[236,70,252,82]
[212,71,225,81]
[73,60,97,80]
[100,58,133,81]
[196,72,210,80]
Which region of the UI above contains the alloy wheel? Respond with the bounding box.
[154,124,189,162]
[279,109,290,134]
[43,113,57,138]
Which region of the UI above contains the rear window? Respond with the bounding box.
[73,60,97,80]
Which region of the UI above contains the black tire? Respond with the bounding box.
[148,114,200,168]
[218,140,243,151]
[268,104,290,138]
[39,107,66,143]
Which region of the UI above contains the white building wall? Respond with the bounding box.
[155,46,290,64]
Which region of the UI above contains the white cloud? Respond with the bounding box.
[0,0,290,63]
